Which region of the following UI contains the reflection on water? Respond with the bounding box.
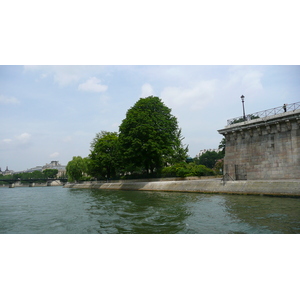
[0,186,300,233]
[223,195,300,234]
[87,190,191,234]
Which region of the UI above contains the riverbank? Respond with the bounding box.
[64,178,300,197]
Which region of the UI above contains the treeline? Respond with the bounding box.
[66,96,225,182]
[0,169,61,184]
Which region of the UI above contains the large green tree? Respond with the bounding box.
[89,131,120,179]
[119,96,184,174]
[66,156,87,182]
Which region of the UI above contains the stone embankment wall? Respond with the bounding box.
[64,179,300,197]
[218,109,300,180]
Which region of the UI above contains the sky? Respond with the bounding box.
[1,1,299,172]
[1,65,300,172]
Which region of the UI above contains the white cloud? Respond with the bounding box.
[62,136,72,143]
[242,70,263,92]
[24,65,108,86]
[225,66,263,94]
[0,133,32,149]
[55,71,80,86]
[161,80,217,110]
[140,83,154,98]
[24,66,81,86]
[2,139,12,143]
[0,94,20,104]
[16,133,31,144]
[78,77,108,93]
[50,152,60,158]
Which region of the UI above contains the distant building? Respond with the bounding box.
[43,161,60,169]
[4,161,67,177]
[42,161,66,177]
[23,166,43,173]
[0,166,14,176]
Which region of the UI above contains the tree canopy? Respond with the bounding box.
[0,169,61,184]
[66,156,87,182]
[65,96,228,182]
[118,96,187,174]
[89,131,120,179]
[194,150,224,169]
[43,169,58,178]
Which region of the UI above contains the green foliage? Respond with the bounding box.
[230,117,246,124]
[250,114,260,120]
[63,96,196,181]
[0,171,50,184]
[229,114,260,125]
[194,150,224,169]
[161,162,214,177]
[214,159,224,175]
[81,175,93,181]
[166,128,189,165]
[218,138,226,155]
[66,156,87,182]
[119,96,185,174]
[0,173,12,184]
[43,169,58,178]
[89,131,120,179]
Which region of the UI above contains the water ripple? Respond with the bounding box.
[0,187,299,233]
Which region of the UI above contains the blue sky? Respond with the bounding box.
[1,1,300,172]
[1,65,300,171]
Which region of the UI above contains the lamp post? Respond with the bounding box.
[241,95,246,120]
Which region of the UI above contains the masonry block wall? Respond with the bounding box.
[218,110,300,180]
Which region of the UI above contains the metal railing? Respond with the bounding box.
[227,101,300,125]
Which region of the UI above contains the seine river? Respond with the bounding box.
[1,186,300,234]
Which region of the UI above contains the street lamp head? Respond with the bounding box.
[241,95,246,120]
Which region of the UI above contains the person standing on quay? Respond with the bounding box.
[283,103,287,112]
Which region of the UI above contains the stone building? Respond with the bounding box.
[42,161,66,177]
[0,166,14,176]
[15,161,66,177]
[218,103,300,180]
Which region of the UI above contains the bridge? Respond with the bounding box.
[0,178,68,188]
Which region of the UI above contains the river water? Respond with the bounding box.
[1,186,300,234]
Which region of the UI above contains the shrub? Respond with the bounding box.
[161,162,214,177]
